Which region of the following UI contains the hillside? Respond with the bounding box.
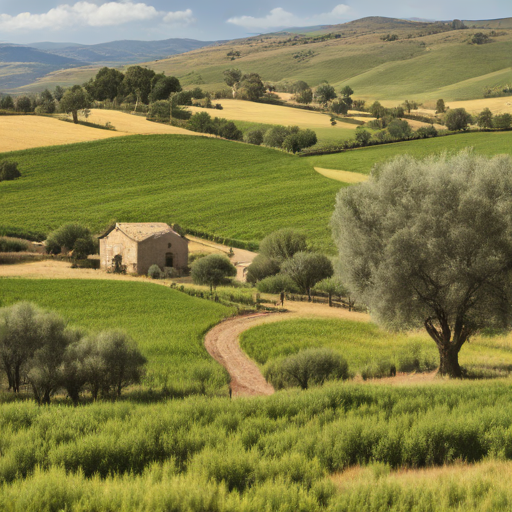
[129,16,512,102]
[0,44,86,90]
[0,38,217,92]
[37,38,218,64]
[0,135,342,252]
[10,16,512,101]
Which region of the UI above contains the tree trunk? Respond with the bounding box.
[328,292,332,307]
[308,288,311,302]
[437,345,462,378]
[72,110,78,124]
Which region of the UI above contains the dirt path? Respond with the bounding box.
[204,305,370,398]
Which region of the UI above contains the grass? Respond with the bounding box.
[0,134,343,253]
[0,278,235,392]
[2,382,512,510]
[308,131,512,175]
[240,318,512,378]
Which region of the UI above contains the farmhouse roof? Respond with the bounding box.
[98,222,179,242]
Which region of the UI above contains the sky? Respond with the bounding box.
[0,0,510,45]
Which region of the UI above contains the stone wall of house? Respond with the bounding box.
[99,228,138,273]
[137,232,188,275]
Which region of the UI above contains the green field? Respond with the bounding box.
[0,278,234,392]
[2,382,512,510]
[240,318,512,377]
[0,134,343,252]
[309,131,512,175]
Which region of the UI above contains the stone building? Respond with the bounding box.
[99,223,188,275]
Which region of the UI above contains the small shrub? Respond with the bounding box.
[361,360,396,380]
[148,264,162,279]
[264,348,350,390]
[188,252,209,264]
[246,255,281,284]
[0,161,21,182]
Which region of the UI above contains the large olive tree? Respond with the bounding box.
[331,151,512,377]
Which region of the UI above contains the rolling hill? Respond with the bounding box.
[9,16,512,101]
[0,44,86,89]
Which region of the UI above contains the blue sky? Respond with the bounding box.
[0,0,510,44]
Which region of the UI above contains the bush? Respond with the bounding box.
[263,126,290,148]
[0,161,21,182]
[397,344,437,373]
[46,223,94,255]
[259,229,308,262]
[264,348,350,390]
[246,255,281,284]
[244,129,264,145]
[148,264,163,279]
[256,274,299,294]
[0,237,29,252]
[282,130,318,153]
[361,360,396,380]
[416,125,438,138]
[217,120,243,141]
[387,119,412,139]
[355,129,371,146]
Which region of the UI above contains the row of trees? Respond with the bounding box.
[0,302,146,404]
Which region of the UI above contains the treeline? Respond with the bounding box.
[0,302,146,404]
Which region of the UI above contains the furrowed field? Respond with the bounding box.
[0,278,234,392]
[240,318,512,378]
[2,383,512,511]
[0,134,342,252]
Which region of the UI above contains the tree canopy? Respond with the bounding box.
[59,86,91,124]
[191,254,237,291]
[331,151,512,377]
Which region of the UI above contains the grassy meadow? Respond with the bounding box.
[0,278,234,392]
[0,134,343,252]
[309,130,512,175]
[240,318,512,378]
[2,382,512,510]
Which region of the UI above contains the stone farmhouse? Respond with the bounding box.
[99,223,188,275]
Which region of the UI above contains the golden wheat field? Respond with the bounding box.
[189,99,358,132]
[0,110,200,153]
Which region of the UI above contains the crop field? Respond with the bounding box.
[309,131,512,175]
[0,278,234,391]
[189,100,357,143]
[0,110,199,152]
[0,134,343,252]
[2,382,512,510]
[240,318,512,377]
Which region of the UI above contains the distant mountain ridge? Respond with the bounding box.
[0,44,85,66]
[30,38,218,64]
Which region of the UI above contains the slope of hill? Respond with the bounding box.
[0,44,87,90]
[0,135,342,252]
[41,38,217,64]
[10,16,512,101]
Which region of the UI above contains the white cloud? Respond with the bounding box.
[227,4,351,30]
[0,2,194,31]
[163,9,194,26]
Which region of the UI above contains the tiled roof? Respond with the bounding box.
[116,223,176,242]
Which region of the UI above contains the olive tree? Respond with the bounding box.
[259,229,308,262]
[281,252,333,300]
[191,254,237,291]
[331,151,512,377]
[59,85,91,124]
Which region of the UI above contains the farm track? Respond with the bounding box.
[204,306,371,397]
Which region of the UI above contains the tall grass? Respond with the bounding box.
[1,382,512,510]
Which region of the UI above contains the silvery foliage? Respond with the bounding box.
[331,151,512,335]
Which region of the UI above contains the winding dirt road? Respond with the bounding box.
[204,306,370,397]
